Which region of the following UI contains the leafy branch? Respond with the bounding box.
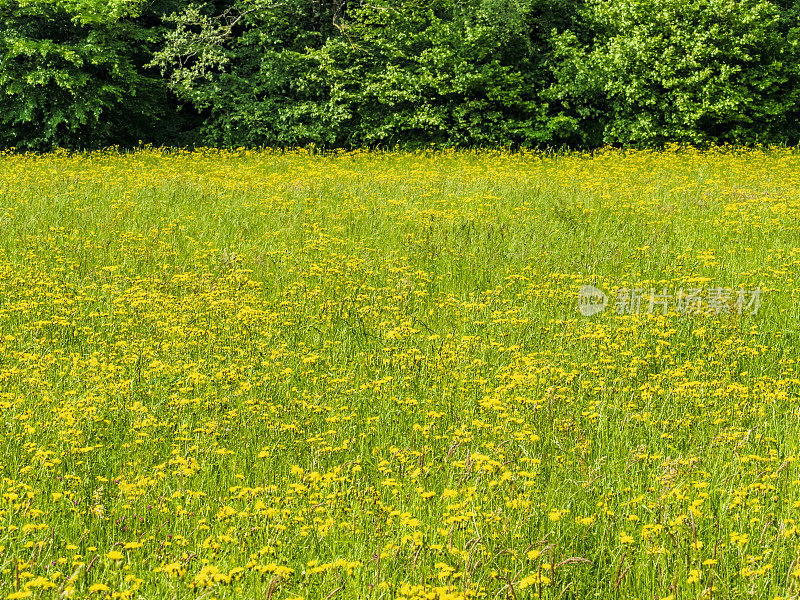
[147,0,285,105]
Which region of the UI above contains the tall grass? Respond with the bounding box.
[0,145,798,599]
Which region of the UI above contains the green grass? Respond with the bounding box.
[0,146,798,599]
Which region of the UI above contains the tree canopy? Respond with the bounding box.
[2,0,800,150]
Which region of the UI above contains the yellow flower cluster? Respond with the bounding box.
[0,146,798,599]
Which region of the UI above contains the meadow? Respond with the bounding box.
[0,145,799,600]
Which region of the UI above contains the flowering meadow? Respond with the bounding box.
[0,146,799,600]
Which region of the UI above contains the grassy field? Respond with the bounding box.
[0,146,799,600]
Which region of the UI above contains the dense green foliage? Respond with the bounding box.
[551,0,800,146]
[0,0,200,150]
[2,0,800,149]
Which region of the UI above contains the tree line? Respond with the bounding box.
[2,0,800,151]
